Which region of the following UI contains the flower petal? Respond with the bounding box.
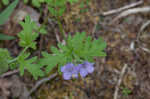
[86,65,94,73]
[63,72,72,80]
[61,63,74,73]
[72,73,78,78]
[74,64,81,72]
[61,66,66,72]
[67,63,74,68]
[83,61,94,73]
[80,68,88,78]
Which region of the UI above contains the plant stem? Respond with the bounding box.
[20,46,29,55]
[8,58,18,64]
[56,17,66,41]
[8,46,29,64]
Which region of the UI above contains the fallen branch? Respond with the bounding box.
[55,31,61,43]
[92,21,98,36]
[111,6,150,23]
[0,69,19,78]
[27,72,57,97]
[95,0,143,16]
[140,46,150,53]
[114,64,128,99]
[136,20,150,41]
[140,20,150,33]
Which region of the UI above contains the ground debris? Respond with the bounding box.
[0,75,30,99]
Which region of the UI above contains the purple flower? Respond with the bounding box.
[61,61,95,80]
[78,61,94,78]
[61,63,79,80]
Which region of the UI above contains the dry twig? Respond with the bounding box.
[0,69,19,78]
[27,73,57,97]
[55,30,61,43]
[92,21,98,36]
[95,0,143,16]
[136,20,150,41]
[140,47,150,54]
[139,20,150,33]
[114,64,128,99]
[111,6,150,23]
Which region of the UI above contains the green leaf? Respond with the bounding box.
[0,0,18,25]
[18,15,39,49]
[18,53,30,76]
[47,0,78,17]
[50,46,60,54]
[39,26,47,34]
[39,52,62,73]
[24,0,45,7]
[25,57,44,80]
[66,32,106,62]
[24,0,28,4]
[58,7,66,16]
[2,0,10,5]
[18,53,44,80]
[80,1,85,8]
[32,0,41,7]
[0,48,12,74]
[0,33,15,40]
[48,7,56,16]
[39,32,107,74]
[68,0,78,4]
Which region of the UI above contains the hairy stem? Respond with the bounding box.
[56,17,66,41]
[8,46,29,64]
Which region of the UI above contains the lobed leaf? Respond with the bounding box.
[18,53,44,80]
[18,15,39,49]
[0,0,18,25]
[0,48,12,74]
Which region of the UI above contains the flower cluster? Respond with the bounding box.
[61,61,94,80]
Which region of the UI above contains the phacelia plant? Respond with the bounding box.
[0,0,107,81]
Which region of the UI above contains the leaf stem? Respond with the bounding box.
[8,46,29,64]
[56,17,66,41]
